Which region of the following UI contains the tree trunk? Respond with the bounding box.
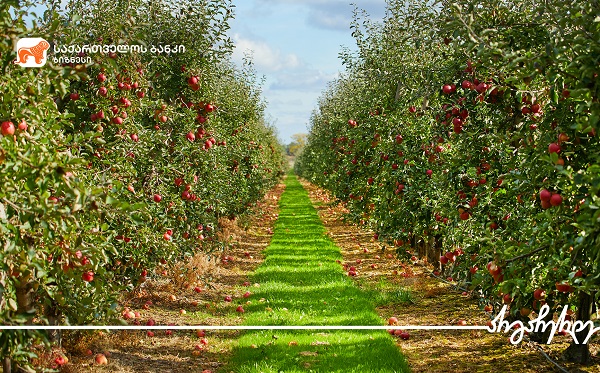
[412,235,423,259]
[3,356,12,373]
[529,305,554,343]
[562,291,594,364]
[0,271,9,373]
[45,301,61,344]
[427,235,442,271]
[15,275,35,315]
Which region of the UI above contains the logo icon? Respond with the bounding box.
[13,38,50,67]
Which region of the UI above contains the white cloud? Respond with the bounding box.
[231,33,335,92]
[231,33,301,72]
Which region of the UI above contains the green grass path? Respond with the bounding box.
[226,174,409,372]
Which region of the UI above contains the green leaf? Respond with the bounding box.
[8,298,18,311]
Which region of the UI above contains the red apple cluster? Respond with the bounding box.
[539,189,563,209]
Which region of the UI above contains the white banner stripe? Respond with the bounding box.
[0,325,488,330]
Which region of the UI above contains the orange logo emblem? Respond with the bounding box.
[14,38,49,67]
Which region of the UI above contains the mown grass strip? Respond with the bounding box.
[226,173,409,373]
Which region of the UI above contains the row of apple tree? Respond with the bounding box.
[297,0,598,363]
[0,0,284,370]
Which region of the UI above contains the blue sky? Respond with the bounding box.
[228,1,386,143]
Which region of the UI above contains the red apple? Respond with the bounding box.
[550,193,562,206]
[555,282,572,293]
[442,84,455,94]
[533,288,546,300]
[236,305,245,313]
[475,82,488,93]
[82,271,94,282]
[548,142,561,154]
[558,133,569,143]
[95,353,108,365]
[15,119,27,132]
[486,261,501,276]
[539,189,551,202]
[54,355,67,366]
[1,121,15,136]
[388,317,399,325]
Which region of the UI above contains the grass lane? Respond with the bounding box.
[225,174,409,373]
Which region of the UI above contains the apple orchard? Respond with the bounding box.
[1,0,283,370]
[1,0,599,371]
[297,0,599,365]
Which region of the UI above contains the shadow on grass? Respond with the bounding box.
[225,174,409,372]
[231,330,408,373]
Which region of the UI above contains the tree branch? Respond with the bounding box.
[505,245,548,263]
